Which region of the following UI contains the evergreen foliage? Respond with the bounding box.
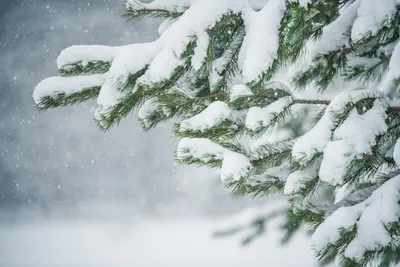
[34,0,400,266]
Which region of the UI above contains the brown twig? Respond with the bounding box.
[186,93,226,101]
[292,99,330,105]
[387,106,400,112]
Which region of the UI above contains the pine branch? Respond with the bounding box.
[59,61,111,77]
[213,209,288,246]
[293,50,348,91]
[123,5,183,21]
[175,149,223,169]
[36,86,100,111]
[174,120,245,141]
[251,139,294,170]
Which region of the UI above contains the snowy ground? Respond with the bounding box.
[0,218,317,267]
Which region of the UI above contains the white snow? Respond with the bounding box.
[230,84,253,101]
[302,0,360,66]
[220,151,252,182]
[57,45,119,70]
[319,140,358,185]
[239,0,286,83]
[209,55,231,91]
[312,203,363,252]
[380,40,400,93]
[351,0,398,42]
[334,184,351,204]
[33,74,105,105]
[138,99,158,126]
[137,0,247,85]
[250,129,293,152]
[57,44,160,111]
[95,79,125,118]
[313,175,400,261]
[108,43,159,90]
[179,101,235,132]
[387,41,400,75]
[126,0,197,13]
[140,45,185,83]
[176,137,226,163]
[158,19,177,36]
[393,138,400,165]
[177,137,252,183]
[245,96,292,131]
[0,216,322,267]
[284,170,315,195]
[346,55,382,71]
[292,89,383,164]
[95,43,158,118]
[248,0,269,11]
[318,99,387,185]
[297,0,312,6]
[335,99,387,152]
[344,177,400,260]
[287,0,361,84]
[191,31,209,71]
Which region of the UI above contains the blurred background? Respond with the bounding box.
[0,0,317,266]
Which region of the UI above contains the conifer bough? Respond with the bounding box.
[34,0,400,266]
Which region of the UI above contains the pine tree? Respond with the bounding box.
[34,0,400,266]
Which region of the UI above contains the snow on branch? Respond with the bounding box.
[34,75,105,109]
[176,137,226,168]
[176,137,253,183]
[292,89,385,166]
[239,0,286,84]
[245,96,293,134]
[313,175,400,263]
[126,0,194,14]
[57,45,119,75]
[319,99,388,185]
[351,0,398,43]
[221,151,252,183]
[179,101,240,132]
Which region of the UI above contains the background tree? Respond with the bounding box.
[34,0,400,266]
